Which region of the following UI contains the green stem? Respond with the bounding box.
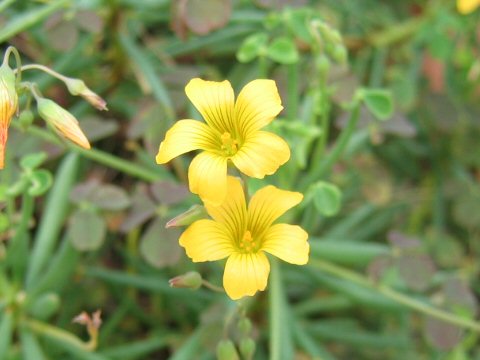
[25,319,97,351]
[309,259,480,332]
[299,102,360,190]
[269,258,282,360]
[286,63,298,120]
[3,46,22,87]
[309,83,331,171]
[258,55,268,78]
[201,280,225,293]
[18,63,69,82]
[367,16,426,47]
[12,123,161,182]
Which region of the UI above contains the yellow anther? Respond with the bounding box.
[220,132,238,156]
[243,231,253,242]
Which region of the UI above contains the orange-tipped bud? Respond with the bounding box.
[0,64,18,169]
[169,271,202,290]
[37,98,91,149]
[64,77,108,111]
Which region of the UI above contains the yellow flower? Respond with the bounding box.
[179,176,309,300]
[0,64,18,169]
[156,78,290,205]
[457,0,480,14]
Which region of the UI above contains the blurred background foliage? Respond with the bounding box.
[1,0,480,359]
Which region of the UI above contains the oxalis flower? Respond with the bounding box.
[156,78,290,205]
[457,0,480,13]
[179,176,309,300]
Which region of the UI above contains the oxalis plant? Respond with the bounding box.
[1,1,480,359]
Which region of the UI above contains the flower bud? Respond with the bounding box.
[37,98,91,149]
[18,109,34,128]
[239,338,256,360]
[169,271,202,290]
[237,318,252,336]
[165,205,208,228]
[64,77,107,111]
[216,340,240,360]
[0,63,18,169]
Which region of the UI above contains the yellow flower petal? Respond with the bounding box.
[179,219,234,262]
[156,120,219,164]
[185,78,235,133]
[232,131,290,178]
[223,252,270,300]
[457,0,480,14]
[205,176,247,240]
[234,79,283,136]
[188,151,228,205]
[247,185,303,235]
[262,224,309,265]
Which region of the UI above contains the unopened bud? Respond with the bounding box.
[0,63,18,169]
[169,271,202,290]
[37,98,91,149]
[216,340,239,360]
[18,110,34,128]
[237,318,252,336]
[64,77,107,111]
[315,55,330,78]
[331,45,347,64]
[239,338,256,360]
[166,205,208,228]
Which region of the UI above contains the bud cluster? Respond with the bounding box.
[0,46,107,170]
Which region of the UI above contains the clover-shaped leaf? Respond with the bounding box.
[311,181,342,217]
[20,152,48,170]
[361,89,394,121]
[28,170,53,197]
[266,37,299,64]
[68,208,106,252]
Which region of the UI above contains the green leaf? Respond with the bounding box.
[266,36,299,64]
[6,176,30,197]
[20,152,48,170]
[90,185,131,211]
[361,89,394,121]
[20,329,47,360]
[68,209,106,252]
[237,32,268,63]
[139,218,181,268]
[28,292,61,321]
[285,8,315,43]
[311,182,342,217]
[0,311,13,358]
[28,169,53,197]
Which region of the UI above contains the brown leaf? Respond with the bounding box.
[183,0,232,36]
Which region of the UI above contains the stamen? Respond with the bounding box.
[220,132,238,156]
[239,230,258,253]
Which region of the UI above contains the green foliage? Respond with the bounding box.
[1,0,480,359]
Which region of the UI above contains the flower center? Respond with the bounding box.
[220,132,239,156]
[238,230,259,253]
